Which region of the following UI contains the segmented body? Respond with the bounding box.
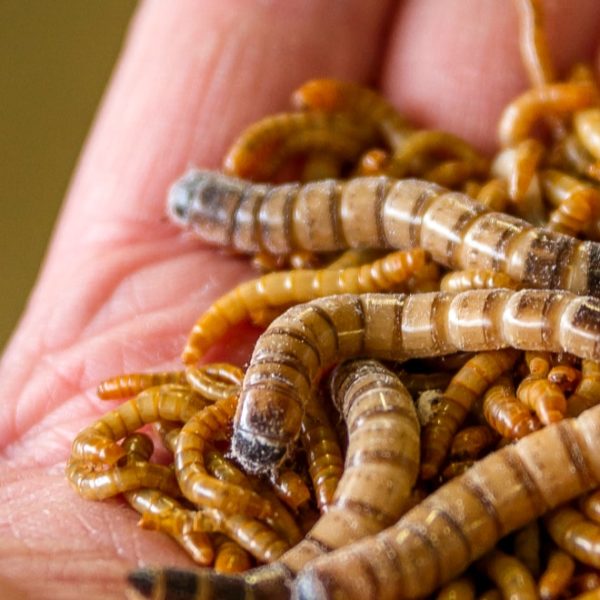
[168,170,600,297]
[96,371,187,400]
[440,269,518,293]
[232,289,600,474]
[212,535,252,574]
[70,384,208,465]
[482,376,540,438]
[182,248,428,364]
[174,395,273,519]
[420,350,519,480]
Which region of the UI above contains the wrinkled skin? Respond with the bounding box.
[2,1,600,598]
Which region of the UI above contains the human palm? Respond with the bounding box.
[2,1,599,598]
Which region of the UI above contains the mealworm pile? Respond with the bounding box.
[67,1,600,598]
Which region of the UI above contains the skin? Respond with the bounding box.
[1,1,600,598]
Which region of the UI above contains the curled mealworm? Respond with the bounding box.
[70,384,208,465]
[96,370,187,400]
[168,170,600,297]
[122,433,214,565]
[290,78,411,150]
[231,289,600,473]
[545,506,600,568]
[516,366,567,424]
[224,111,378,181]
[482,376,540,439]
[421,350,519,480]
[538,549,575,600]
[182,247,429,364]
[498,82,597,147]
[129,400,600,600]
[174,395,274,519]
[184,363,244,401]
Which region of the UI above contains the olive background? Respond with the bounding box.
[0,0,137,350]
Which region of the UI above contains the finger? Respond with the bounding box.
[381,0,600,153]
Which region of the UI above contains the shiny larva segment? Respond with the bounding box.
[70,384,208,465]
[212,535,252,574]
[168,170,600,297]
[482,376,540,439]
[545,506,600,569]
[232,289,600,474]
[181,248,429,364]
[96,370,187,400]
[440,270,518,293]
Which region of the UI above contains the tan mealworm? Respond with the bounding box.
[231,289,600,473]
[167,170,600,297]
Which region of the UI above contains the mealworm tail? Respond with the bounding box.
[127,564,292,600]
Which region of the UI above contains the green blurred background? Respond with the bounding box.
[0,0,137,351]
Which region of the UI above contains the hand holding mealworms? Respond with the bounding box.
[1,1,600,599]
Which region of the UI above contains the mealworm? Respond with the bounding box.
[356,148,390,176]
[440,269,518,293]
[498,82,597,147]
[516,367,567,425]
[96,370,187,400]
[568,360,600,417]
[435,577,476,600]
[449,425,499,461]
[232,289,600,473]
[575,109,600,161]
[181,248,429,364]
[538,549,575,600]
[212,534,252,574]
[477,550,538,600]
[168,170,600,297]
[184,363,244,401]
[482,376,540,438]
[122,434,215,565]
[474,178,510,212]
[420,349,519,480]
[129,401,600,600]
[301,391,343,512]
[174,394,274,519]
[269,470,311,513]
[512,519,541,578]
[545,506,600,568]
[290,78,411,149]
[223,111,378,181]
[70,384,208,465]
[580,489,600,524]
[547,363,581,393]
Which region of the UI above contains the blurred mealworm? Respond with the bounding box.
[231,289,600,474]
[477,590,502,600]
[513,519,541,578]
[301,391,344,512]
[575,109,600,160]
[122,434,214,565]
[449,425,499,461]
[440,269,518,293]
[223,111,378,181]
[498,82,597,147]
[70,384,208,465]
[474,178,510,212]
[570,572,600,596]
[420,350,519,480]
[356,148,390,176]
[580,489,600,524]
[174,395,273,519]
[547,364,581,393]
[541,169,600,237]
[96,370,187,400]
[301,152,342,182]
[568,360,600,417]
[212,534,252,574]
[168,170,600,297]
[435,577,476,600]
[545,506,600,568]
[290,78,411,149]
[129,400,600,600]
[182,247,429,364]
[269,470,311,513]
[538,549,575,600]
[477,550,538,600]
[482,376,540,439]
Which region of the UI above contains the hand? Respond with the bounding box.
[1,1,599,598]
